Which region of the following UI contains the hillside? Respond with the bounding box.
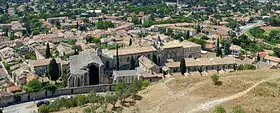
[122,70,280,113]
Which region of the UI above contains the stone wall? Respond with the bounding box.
[0,84,116,107]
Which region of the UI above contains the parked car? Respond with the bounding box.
[36,100,50,107]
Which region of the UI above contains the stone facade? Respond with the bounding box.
[68,50,105,87]
[165,57,237,73]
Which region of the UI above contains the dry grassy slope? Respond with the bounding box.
[123,70,280,113]
[220,78,280,113]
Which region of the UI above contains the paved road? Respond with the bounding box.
[238,20,265,35]
[2,93,107,113]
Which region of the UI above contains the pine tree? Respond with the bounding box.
[48,58,60,84]
[129,57,135,70]
[129,38,132,46]
[45,43,51,58]
[180,59,186,75]
[152,53,158,65]
[116,44,120,70]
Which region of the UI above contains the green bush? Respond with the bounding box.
[142,80,150,88]
[214,106,226,113]
[211,74,221,85]
[2,61,10,70]
[232,105,245,113]
[68,39,77,45]
[44,84,57,94]
[237,64,256,70]
[38,104,50,113]
[24,79,42,93]
[83,106,98,113]
[77,95,87,106]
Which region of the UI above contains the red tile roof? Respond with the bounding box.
[7,85,21,93]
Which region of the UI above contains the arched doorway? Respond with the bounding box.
[88,64,99,85]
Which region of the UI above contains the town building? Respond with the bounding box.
[29,58,62,76]
[138,56,160,74]
[165,57,237,73]
[230,45,241,56]
[112,70,138,84]
[68,50,105,87]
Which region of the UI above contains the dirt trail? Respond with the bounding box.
[187,76,280,113]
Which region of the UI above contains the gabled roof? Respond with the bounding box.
[138,56,158,69]
[256,61,278,70]
[69,50,104,75]
[264,56,280,63]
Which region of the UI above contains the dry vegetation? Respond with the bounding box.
[54,70,280,113]
[123,70,280,113]
[220,78,280,113]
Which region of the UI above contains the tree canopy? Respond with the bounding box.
[48,58,60,83]
[24,79,43,93]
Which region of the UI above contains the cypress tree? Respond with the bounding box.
[45,43,51,58]
[223,41,230,55]
[196,24,201,33]
[216,37,221,57]
[180,59,186,75]
[187,30,190,39]
[76,21,79,29]
[116,44,120,70]
[152,53,158,65]
[129,38,132,46]
[48,58,60,84]
[129,57,135,70]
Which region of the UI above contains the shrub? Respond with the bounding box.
[77,95,87,106]
[67,39,77,45]
[232,105,245,113]
[237,64,256,70]
[88,90,98,103]
[64,98,78,108]
[211,74,221,85]
[243,64,256,70]
[38,104,50,113]
[44,84,57,94]
[24,79,43,93]
[214,106,226,113]
[142,80,150,88]
[83,106,98,113]
[0,108,3,113]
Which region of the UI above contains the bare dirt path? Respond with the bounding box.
[187,76,280,113]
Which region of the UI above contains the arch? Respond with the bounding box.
[88,63,99,85]
[72,77,75,87]
[78,78,80,87]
